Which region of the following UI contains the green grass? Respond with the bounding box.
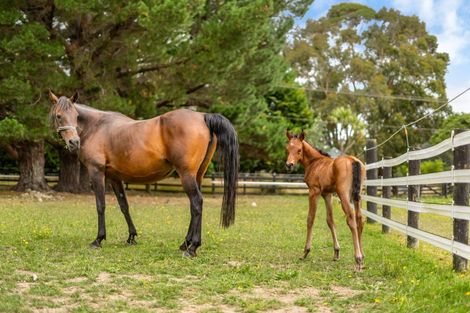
[0,191,469,312]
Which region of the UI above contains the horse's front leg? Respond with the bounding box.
[109,179,137,245]
[89,168,106,248]
[302,189,319,259]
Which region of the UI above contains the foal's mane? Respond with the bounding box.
[303,139,331,158]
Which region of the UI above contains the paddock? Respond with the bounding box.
[0,191,468,312]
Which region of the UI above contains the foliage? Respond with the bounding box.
[0,3,67,144]
[0,0,314,174]
[0,193,469,312]
[233,82,317,172]
[421,159,445,174]
[286,3,450,158]
[430,113,470,144]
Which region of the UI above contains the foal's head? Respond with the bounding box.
[49,91,80,152]
[285,130,305,172]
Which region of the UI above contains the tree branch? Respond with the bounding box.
[0,143,18,160]
[117,60,187,78]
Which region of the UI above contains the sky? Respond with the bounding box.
[297,0,470,113]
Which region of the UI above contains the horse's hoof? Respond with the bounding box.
[301,248,310,260]
[89,241,101,249]
[182,250,196,258]
[334,249,340,261]
[179,241,190,251]
[355,256,364,271]
[127,239,137,245]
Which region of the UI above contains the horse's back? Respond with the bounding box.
[91,109,211,183]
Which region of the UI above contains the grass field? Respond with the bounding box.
[0,191,469,312]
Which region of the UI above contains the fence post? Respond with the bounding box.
[211,173,215,194]
[407,159,420,248]
[366,139,377,223]
[382,157,392,234]
[453,136,469,271]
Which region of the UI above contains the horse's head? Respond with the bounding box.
[285,130,305,172]
[49,91,80,152]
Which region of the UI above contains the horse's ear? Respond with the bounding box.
[299,129,305,141]
[70,91,79,103]
[49,90,58,104]
[286,129,293,139]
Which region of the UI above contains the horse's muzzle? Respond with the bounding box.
[67,138,80,152]
[285,162,294,172]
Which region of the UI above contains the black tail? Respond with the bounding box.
[204,113,239,228]
[352,161,362,202]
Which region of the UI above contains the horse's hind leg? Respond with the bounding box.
[180,173,203,257]
[323,194,340,260]
[338,191,363,270]
[109,179,137,245]
[353,199,365,258]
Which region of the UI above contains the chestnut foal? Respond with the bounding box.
[285,131,366,269]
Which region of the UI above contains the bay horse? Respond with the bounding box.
[48,91,238,257]
[285,131,366,269]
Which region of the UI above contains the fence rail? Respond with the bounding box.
[365,130,470,271]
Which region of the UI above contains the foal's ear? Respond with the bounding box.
[286,129,293,140]
[299,129,305,141]
[70,91,79,103]
[49,90,58,104]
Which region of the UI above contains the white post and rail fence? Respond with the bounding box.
[364,130,470,272]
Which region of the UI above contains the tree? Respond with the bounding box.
[0,3,67,191]
[236,81,317,172]
[430,113,470,144]
[286,3,450,157]
[1,0,314,189]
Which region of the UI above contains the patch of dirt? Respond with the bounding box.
[330,285,362,298]
[21,190,60,202]
[96,272,112,284]
[15,282,32,294]
[169,275,201,284]
[180,300,237,313]
[65,276,88,283]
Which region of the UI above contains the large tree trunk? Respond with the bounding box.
[14,140,49,192]
[54,147,81,193]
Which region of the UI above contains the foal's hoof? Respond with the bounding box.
[355,257,364,271]
[89,240,101,249]
[333,249,340,261]
[300,248,310,260]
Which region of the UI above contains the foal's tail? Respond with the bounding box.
[352,161,362,202]
[204,113,239,228]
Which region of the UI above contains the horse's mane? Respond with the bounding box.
[49,96,74,129]
[303,139,331,158]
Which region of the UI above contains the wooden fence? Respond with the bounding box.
[364,130,470,271]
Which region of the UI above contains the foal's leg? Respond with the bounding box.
[337,192,363,269]
[302,189,319,259]
[89,168,106,248]
[109,179,138,245]
[180,174,203,257]
[353,199,365,258]
[323,194,340,261]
